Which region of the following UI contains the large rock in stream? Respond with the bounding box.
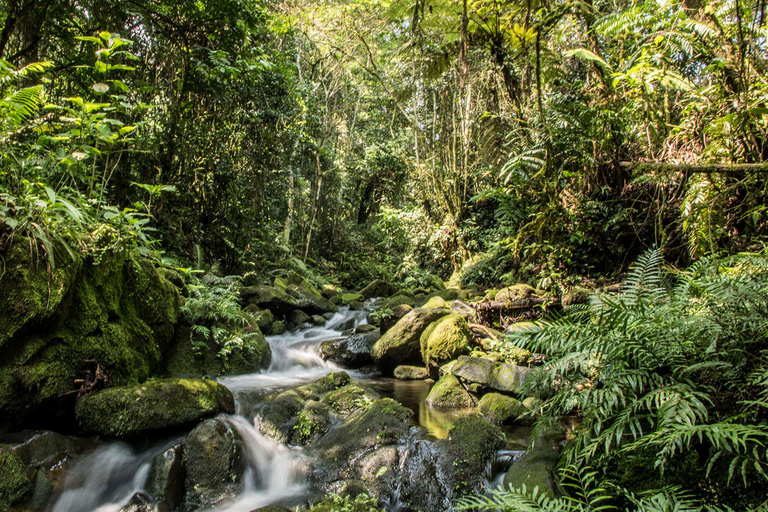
[319,331,381,368]
[371,308,451,373]
[451,355,534,394]
[183,417,246,511]
[75,379,235,438]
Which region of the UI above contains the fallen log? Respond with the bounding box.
[475,297,560,311]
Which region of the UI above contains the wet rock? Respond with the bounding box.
[322,312,336,320]
[183,418,246,511]
[424,375,475,408]
[118,492,153,512]
[399,415,505,511]
[371,308,451,373]
[309,398,412,491]
[394,365,428,380]
[385,294,415,309]
[451,355,495,384]
[319,332,381,368]
[321,285,341,300]
[496,284,539,302]
[292,400,332,445]
[354,324,377,334]
[147,444,184,512]
[478,393,527,425]
[75,379,235,439]
[257,390,305,444]
[420,314,472,375]
[378,304,412,335]
[489,363,534,394]
[360,279,396,299]
[250,506,292,512]
[503,439,561,498]
[311,314,327,326]
[347,300,364,311]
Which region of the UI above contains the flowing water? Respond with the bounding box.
[50,307,517,512]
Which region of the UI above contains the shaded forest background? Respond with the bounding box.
[1,0,767,289]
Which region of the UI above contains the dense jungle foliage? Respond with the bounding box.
[0,0,767,510]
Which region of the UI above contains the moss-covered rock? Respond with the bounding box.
[422,296,448,309]
[0,246,180,430]
[323,383,378,414]
[478,393,527,424]
[183,417,246,511]
[271,320,286,335]
[496,284,538,302]
[289,309,311,325]
[399,415,505,511]
[451,355,535,395]
[257,389,306,443]
[292,400,332,445]
[425,375,475,408]
[385,294,414,309]
[503,440,561,498]
[240,285,298,315]
[244,306,274,334]
[371,308,451,373]
[377,304,412,335]
[285,272,338,315]
[0,444,32,512]
[309,398,412,488]
[420,314,472,372]
[75,379,235,438]
[307,493,384,512]
[360,279,396,299]
[341,293,364,304]
[393,365,428,380]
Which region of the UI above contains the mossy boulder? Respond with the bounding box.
[419,314,472,372]
[285,272,338,314]
[183,417,246,511]
[478,393,527,424]
[377,304,413,335]
[309,398,412,489]
[323,383,378,414]
[244,306,274,334]
[360,279,396,299]
[0,444,32,512]
[503,440,561,498]
[385,294,415,309]
[271,320,286,335]
[240,285,298,315]
[292,400,332,445]
[340,293,364,304]
[75,379,235,439]
[0,246,180,430]
[399,415,505,511]
[422,296,448,309]
[451,355,534,395]
[371,308,451,373]
[394,365,428,380]
[289,309,311,325]
[425,374,475,408]
[257,389,306,443]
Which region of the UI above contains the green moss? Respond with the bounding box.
[0,248,180,427]
[341,293,364,304]
[423,296,448,309]
[425,374,474,408]
[0,445,32,512]
[385,294,415,309]
[503,441,560,498]
[446,415,506,494]
[75,378,235,438]
[323,384,377,414]
[308,493,384,512]
[478,393,526,424]
[496,284,539,302]
[292,401,331,445]
[420,314,471,369]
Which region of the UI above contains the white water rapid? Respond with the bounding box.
[51,307,370,512]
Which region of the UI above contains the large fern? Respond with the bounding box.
[496,250,768,509]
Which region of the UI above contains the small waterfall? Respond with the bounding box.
[205,416,308,512]
[51,443,153,512]
[219,308,369,392]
